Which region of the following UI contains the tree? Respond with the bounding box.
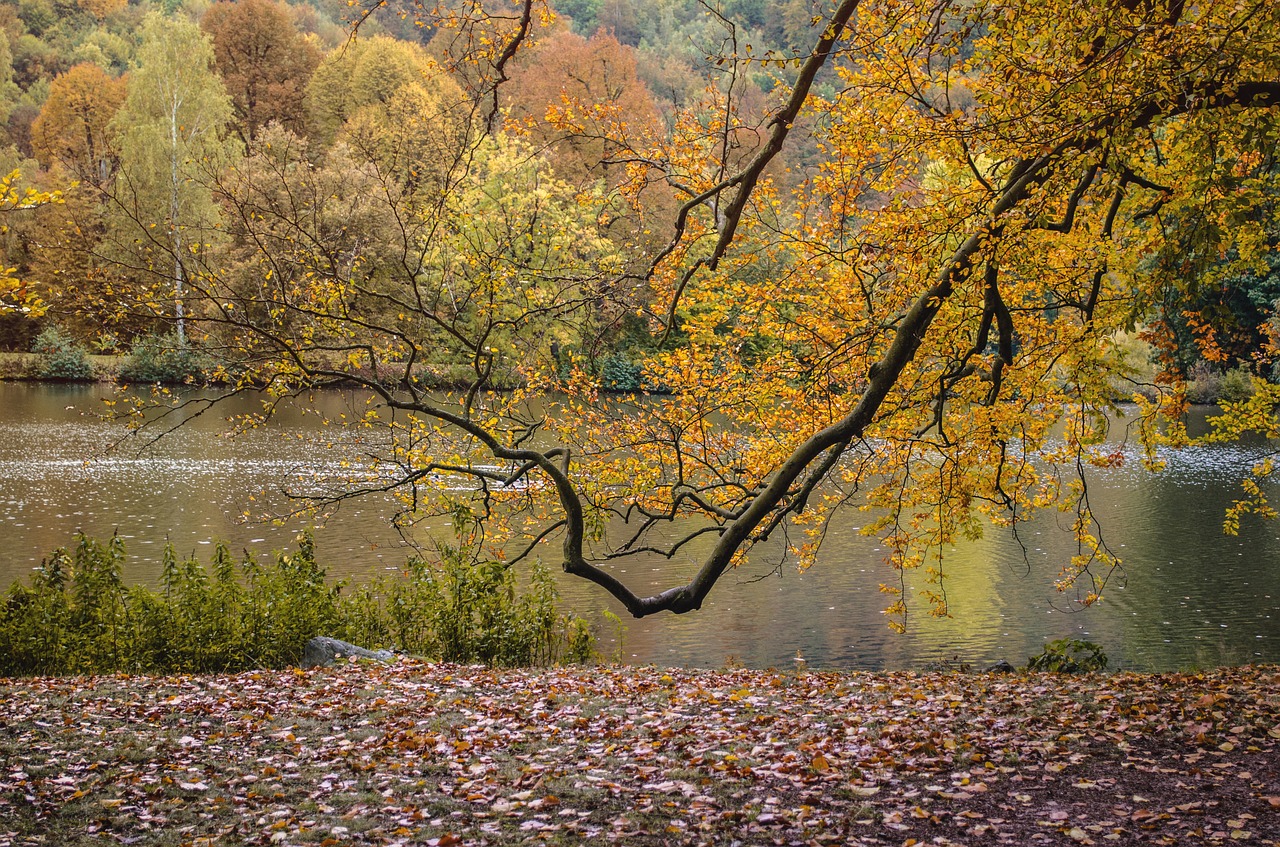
[157,0,1280,625]
[595,0,641,46]
[76,0,127,21]
[201,0,321,145]
[503,29,661,188]
[25,66,134,343]
[108,13,235,345]
[196,126,623,422]
[1140,146,1280,377]
[335,64,471,194]
[31,63,126,187]
[0,168,59,319]
[0,32,18,131]
[305,36,440,147]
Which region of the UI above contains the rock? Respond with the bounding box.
[302,636,396,668]
[984,660,1017,674]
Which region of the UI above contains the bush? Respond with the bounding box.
[1185,361,1256,404]
[333,543,592,667]
[30,326,94,381]
[1026,638,1108,673]
[1219,366,1255,403]
[119,333,207,384]
[0,532,594,676]
[600,353,642,392]
[1185,361,1222,404]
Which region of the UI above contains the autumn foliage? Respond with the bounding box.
[3,662,1279,844]
[2,0,1280,628]
[201,0,320,145]
[196,0,1278,625]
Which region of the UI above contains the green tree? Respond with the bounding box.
[108,13,235,344]
[336,65,470,194]
[305,36,439,147]
[554,0,601,35]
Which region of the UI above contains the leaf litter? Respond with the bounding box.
[1,663,1277,846]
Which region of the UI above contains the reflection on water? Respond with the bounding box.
[0,384,416,583]
[1,382,1278,671]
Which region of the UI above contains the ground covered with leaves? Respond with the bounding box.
[2,663,1278,846]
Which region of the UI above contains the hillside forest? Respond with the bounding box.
[4,0,849,374]
[1,0,1280,621]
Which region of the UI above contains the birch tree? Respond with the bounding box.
[109,13,235,344]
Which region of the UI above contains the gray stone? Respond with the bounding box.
[302,636,396,668]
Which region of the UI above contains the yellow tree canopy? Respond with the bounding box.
[177,0,1280,624]
[0,170,60,316]
[31,63,126,187]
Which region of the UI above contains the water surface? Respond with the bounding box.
[2,382,1277,671]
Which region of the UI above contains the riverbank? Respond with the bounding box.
[0,350,519,391]
[0,351,121,381]
[3,663,1277,846]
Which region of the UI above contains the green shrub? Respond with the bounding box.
[600,353,641,391]
[0,532,594,676]
[119,333,207,384]
[334,544,588,667]
[1185,362,1257,404]
[1219,366,1255,403]
[1026,638,1108,673]
[31,326,94,381]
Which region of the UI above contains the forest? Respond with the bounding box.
[2,0,1280,623]
[2,0,837,377]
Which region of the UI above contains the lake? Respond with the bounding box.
[2,381,1278,671]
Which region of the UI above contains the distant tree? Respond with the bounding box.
[306,36,440,146]
[0,32,18,129]
[26,186,144,343]
[199,128,622,393]
[108,13,236,345]
[554,0,601,35]
[504,29,660,188]
[595,0,640,46]
[338,73,471,192]
[201,0,321,145]
[9,30,68,90]
[26,64,129,339]
[70,29,133,76]
[206,126,397,340]
[31,63,126,187]
[76,0,128,21]
[14,0,56,39]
